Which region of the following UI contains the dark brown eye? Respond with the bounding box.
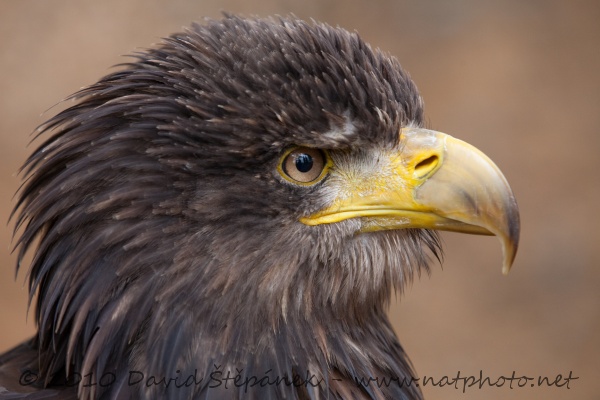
[279,147,329,185]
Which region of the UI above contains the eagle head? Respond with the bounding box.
[8,15,519,400]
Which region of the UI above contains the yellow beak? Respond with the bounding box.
[300,127,520,274]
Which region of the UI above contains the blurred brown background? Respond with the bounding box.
[0,1,598,399]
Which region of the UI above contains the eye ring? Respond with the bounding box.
[277,147,331,186]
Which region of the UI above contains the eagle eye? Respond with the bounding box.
[278,147,330,185]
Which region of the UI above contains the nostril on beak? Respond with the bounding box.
[414,155,439,179]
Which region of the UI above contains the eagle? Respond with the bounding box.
[0,15,519,400]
